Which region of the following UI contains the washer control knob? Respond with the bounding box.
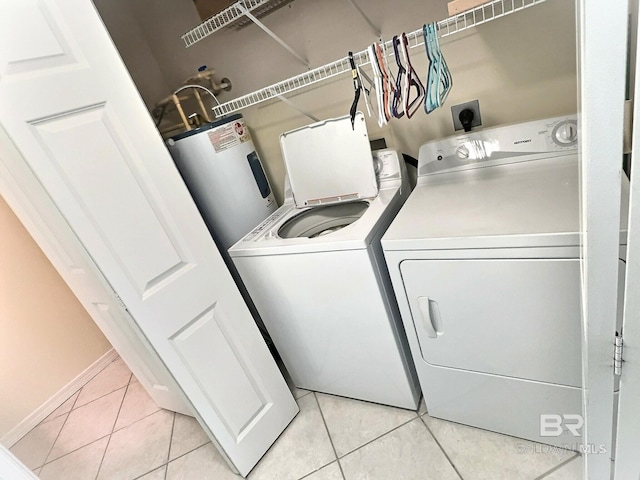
[553,121,578,146]
[455,145,470,159]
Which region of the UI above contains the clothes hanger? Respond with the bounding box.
[391,36,405,119]
[424,23,452,114]
[348,51,372,128]
[368,44,387,127]
[379,38,398,120]
[400,32,425,119]
[429,22,451,109]
[374,42,393,122]
[436,25,453,106]
[423,23,439,114]
[357,60,375,119]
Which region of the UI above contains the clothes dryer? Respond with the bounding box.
[229,113,420,409]
[382,116,628,445]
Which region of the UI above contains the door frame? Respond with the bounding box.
[613,1,640,476]
[577,0,628,478]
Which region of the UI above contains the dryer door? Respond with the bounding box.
[401,258,582,387]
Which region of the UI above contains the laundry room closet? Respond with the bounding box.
[0,0,600,477]
[94,0,577,204]
[1,0,578,456]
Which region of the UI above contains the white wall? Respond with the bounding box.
[93,0,172,110]
[0,195,112,438]
[96,0,576,203]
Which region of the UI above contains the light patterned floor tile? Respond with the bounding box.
[75,358,132,408]
[9,415,67,470]
[38,436,108,480]
[113,380,161,431]
[42,391,80,424]
[48,388,125,462]
[339,418,460,480]
[542,456,583,479]
[166,443,241,480]
[169,413,210,461]
[97,409,174,480]
[248,394,335,480]
[292,386,312,400]
[423,415,576,480]
[136,465,167,480]
[302,462,344,480]
[315,392,417,457]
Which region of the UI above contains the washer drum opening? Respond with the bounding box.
[278,201,369,239]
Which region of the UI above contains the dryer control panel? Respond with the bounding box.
[418,116,578,177]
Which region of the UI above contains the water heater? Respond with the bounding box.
[166,114,277,251]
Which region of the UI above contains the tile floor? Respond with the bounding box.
[9,356,583,480]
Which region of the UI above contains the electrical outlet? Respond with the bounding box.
[451,100,482,132]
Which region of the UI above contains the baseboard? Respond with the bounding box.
[1,348,118,448]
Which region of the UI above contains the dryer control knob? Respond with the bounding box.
[456,145,470,159]
[553,121,578,146]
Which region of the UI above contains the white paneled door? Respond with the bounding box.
[0,0,297,476]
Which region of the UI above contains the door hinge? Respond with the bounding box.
[614,331,624,376]
[114,292,129,312]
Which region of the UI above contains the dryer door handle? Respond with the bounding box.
[417,296,443,338]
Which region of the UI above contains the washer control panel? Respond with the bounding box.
[244,207,290,241]
[373,149,402,182]
[418,116,578,176]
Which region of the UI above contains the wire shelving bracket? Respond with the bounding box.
[182,0,308,66]
[183,0,278,46]
[211,0,546,118]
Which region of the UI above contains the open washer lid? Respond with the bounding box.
[280,112,378,208]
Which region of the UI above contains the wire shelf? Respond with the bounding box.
[182,0,293,47]
[212,0,546,117]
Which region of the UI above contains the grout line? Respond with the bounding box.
[94,383,130,480]
[309,392,421,476]
[40,390,82,425]
[298,461,342,480]
[160,440,213,466]
[110,383,130,435]
[70,356,126,409]
[312,392,346,480]
[37,434,111,474]
[67,389,82,412]
[40,410,72,468]
[294,390,313,400]
[131,464,169,480]
[111,406,164,434]
[164,412,176,480]
[419,416,466,480]
[30,358,130,474]
[334,414,419,460]
[72,382,131,412]
[533,453,580,480]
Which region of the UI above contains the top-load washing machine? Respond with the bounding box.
[382,116,629,446]
[229,113,420,409]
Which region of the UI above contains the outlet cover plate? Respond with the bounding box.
[451,100,482,131]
